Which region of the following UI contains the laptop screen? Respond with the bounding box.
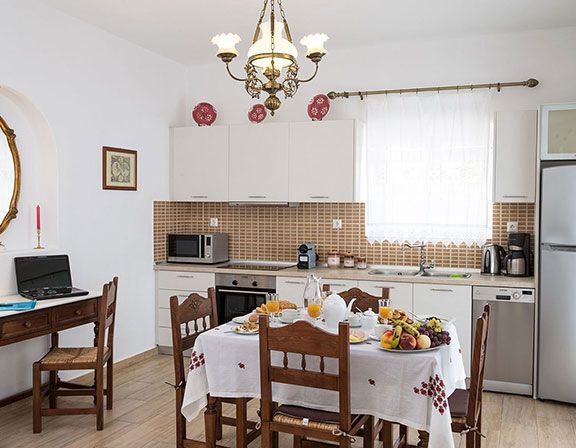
[15,255,73,292]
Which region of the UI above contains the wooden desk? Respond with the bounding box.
[0,292,102,406]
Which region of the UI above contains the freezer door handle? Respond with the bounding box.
[542,243,576,252]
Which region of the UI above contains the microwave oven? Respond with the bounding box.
[167,234,229,264]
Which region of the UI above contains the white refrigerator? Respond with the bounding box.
[538,164,576,403]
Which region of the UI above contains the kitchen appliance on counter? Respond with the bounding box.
[503,232,532,277]
[215,273,275,323]
[539,163,576,404]
[167,233,229,264]
[297,243,317,269]
[473,286,535,395]
[481,244,507,275]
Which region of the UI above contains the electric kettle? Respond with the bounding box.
[481,244,507,275]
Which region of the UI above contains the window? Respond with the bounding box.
[360,90,493,246]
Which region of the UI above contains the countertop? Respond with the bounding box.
[154,262,536,289]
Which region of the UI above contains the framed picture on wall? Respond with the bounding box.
[102,146,137,190]
[541,103,576,160]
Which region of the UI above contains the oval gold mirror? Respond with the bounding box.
[0,115,21,234]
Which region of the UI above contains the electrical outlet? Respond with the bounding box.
[507,221,518,233]
[210,218,219,227]
[332,219,342,229]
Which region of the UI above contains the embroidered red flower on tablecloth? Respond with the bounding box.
[413,374,448,415]
[368,379,376,386]
[189,351,205,371]
[238,363,245,369]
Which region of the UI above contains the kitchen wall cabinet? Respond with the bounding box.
[494,110,537,202]
[155,271,215,352]
[289,120,356,202]
[413,283,472,376]
[229,123,290,202]
[171,126,229,201]
[358,280,413,313]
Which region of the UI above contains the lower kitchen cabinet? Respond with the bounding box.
[358,280,413,313]
[320,279,358,295]
[276,276,307,307]
[413,283,472,377]
[155,271,215,352]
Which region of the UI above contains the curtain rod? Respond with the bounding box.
[327,78,539,100]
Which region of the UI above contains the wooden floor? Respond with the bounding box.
[1,353,575,447]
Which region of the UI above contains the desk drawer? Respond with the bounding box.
[0,311,52,340]
[56,299,98,326]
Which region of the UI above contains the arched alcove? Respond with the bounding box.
[0,85,59,253]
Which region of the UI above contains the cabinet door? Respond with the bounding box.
[289,120,355,202]
[494,110,537,202]
[320,279,358,294]
[229,123,289,202]
[172,126,229,201]
[358,280,413,313]
[276,277,307,307]
[413,283,472,376]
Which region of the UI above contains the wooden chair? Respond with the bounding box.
[259,315,380,448]
[33,277,118,433]
[415,304,491,448]
[169,288,260,448]
[327,286,390,312]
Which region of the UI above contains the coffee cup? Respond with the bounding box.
[347,313,362,327]
[374,323,392,339]
[280,308,298,323]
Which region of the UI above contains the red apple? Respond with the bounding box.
[380,330,395,349]
[399,333,417,350]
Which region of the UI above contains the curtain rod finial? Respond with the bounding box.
[526,78,539,88]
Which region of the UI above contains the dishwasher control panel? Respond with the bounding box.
[472,286,535,303]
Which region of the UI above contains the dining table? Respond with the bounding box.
[181,315,466,448]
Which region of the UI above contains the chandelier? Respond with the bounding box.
[211,0,328,115]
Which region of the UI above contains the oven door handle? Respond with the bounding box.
[217,289,270,296]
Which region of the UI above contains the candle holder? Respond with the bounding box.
[34,228,44,250]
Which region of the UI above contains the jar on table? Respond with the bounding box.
[343,254,355,268]
[357,256,367,269]
[327,251,340,268]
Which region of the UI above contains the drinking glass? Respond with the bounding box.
[266,293,280,325]
[307,297,323,324]
[379,298,392,324]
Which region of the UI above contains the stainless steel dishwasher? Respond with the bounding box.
[472,286,535,395]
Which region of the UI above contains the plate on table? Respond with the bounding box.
[416,314,454,324]
[377,345,444,353]
[369,333,382,341]
[232,315,254,325]
[234,328,259,335]
[349,338,367,344]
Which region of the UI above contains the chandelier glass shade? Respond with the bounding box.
[211,0,328,115]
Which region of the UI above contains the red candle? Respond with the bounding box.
[36,205,40,230]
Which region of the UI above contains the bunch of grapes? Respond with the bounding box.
[418,324,451,348]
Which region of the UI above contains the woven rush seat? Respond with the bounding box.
[40,347,109,368]
[273,405,347,431]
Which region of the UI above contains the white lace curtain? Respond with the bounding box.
[360,90,493,246]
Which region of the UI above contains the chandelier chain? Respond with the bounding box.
[277,0,287,21]
[253,0,269,43]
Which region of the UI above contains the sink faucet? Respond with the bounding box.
[401,243,435,275]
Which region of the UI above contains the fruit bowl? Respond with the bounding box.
[378,314,452,352]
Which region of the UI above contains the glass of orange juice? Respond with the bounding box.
[379,298,392,324]
[307,297,322,324]
[266,293,280,324]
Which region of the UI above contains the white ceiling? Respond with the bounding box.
[40,0,576,66]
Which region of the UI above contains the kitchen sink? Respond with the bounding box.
[368,269,471,278]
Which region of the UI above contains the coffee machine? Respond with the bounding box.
[503,232,532,277]
[297,243,317,269]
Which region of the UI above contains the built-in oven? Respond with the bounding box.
[215,273,275,323]
[167,233,229,264]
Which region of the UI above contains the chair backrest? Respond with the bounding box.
[259,316,351,432]
[336,287,389,312]
[466,304,491,427]
[97,277,119,361]
[170,288,218,390]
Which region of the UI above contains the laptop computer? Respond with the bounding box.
[15,254,89,300]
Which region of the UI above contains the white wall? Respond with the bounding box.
[0,0,186,399]
[185,27,576,125]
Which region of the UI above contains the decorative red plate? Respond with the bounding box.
[248,104,267,123]
[307,94,330,121]
[192,102,217,126]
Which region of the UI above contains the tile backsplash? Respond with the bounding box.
[153,202,534,269]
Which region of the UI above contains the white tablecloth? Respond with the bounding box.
[182,319,466,448]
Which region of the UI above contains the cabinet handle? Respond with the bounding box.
[430,288,454,292]
[24,321,32,328]
[374,285,395,289]
[284,281,305,285]
[328,283,347,287]
[309,196,329,199]
[74,310,82,316]
[191,195,208,198]
[503,195,528,198]
[248,195,267,199]
[177,294,190,298]
[176,275,195,278]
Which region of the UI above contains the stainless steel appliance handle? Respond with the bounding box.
[543,243,576,252]
[217,289,270,295]
[503,195,528,198]
[430,288,454,292]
